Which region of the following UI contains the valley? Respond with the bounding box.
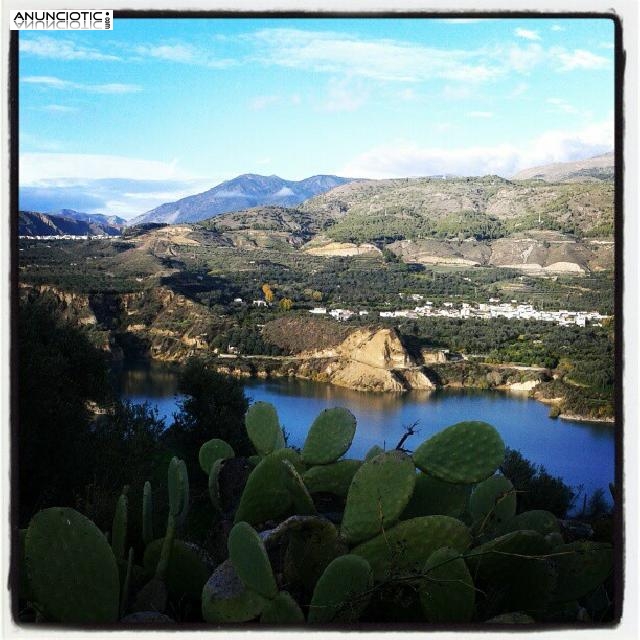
[17,155,615,423]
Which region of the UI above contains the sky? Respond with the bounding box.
[18,16,615,218]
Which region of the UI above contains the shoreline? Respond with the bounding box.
[113,355,614,426]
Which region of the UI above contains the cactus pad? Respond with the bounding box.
[111,489,128,563]
[551,541,613,603]
[469,474,516,532]
[234,449,302,525]
[142,481,153,546]
[228,521,278,599]
[413,421,505,484]
[25,507,120,623]
[201,559,265,623]
[143,538,210,600]
[302,460,361,498]
[500,510,560,537]
[401,472,471,519]
[419,547,475,623]
[198,438,235,475]
[301,407,357,465]
[352,516,471,581]
[467,530,556,612]
[364,445,384,461]
[283,518,347,592]
[282,459,316,515]
[207,458,225,512]
[167,457,189,524]
[308,554,373,624]
[341,451,416,544]
[245,401,285,456]
[260,591,305,624]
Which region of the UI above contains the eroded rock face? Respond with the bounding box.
[307,328,434,393]
[336,328,414,370]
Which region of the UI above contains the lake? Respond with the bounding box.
[113,362,615,506]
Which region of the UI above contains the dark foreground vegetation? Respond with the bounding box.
[15,298,615,626]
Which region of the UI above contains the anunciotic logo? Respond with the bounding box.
[10,10,113,30]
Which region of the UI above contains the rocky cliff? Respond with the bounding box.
[300,327,435,392]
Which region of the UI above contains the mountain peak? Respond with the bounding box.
[127,174,352,226]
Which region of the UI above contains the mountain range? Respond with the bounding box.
[127,174,352,226]
[18,211,124,237]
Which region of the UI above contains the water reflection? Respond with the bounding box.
[116,364,615,505]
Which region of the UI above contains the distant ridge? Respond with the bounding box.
[53,209,127,226]
[512,152,614,182]
[127,173,352,226]
[19,211,123,237]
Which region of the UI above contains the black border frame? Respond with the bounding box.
[7,9,626,631]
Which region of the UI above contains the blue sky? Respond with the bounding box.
[19,16,615,218]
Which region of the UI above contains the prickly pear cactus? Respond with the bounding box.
[302,460,361,498]
[419,547,475,623]
[234,449,303,525]
[469,474,516,532]
[282,459,316,515]
[25,507,120,623]
[142,481,153,546]
[413,421,505,484]
[208,458,225,512]
[245,401,286,456]
[301,407,357,465]
[465,530,550,582]
[260,591,305,624]
[284,519,347,593]
[340,451,416,545]
[400,472,471,520]
[351,515,471,581]
[201,559,265,623]
[499,510,560,537]
[228,521,278,599]
[550,541,613,603]
[111,488,128,563]
[308,554,373,624]
[168,457,189,525]
[465,529,556,611]
[143,538,210,600]
[199,438,235,475]
[364,445,384,461]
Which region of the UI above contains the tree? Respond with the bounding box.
[166,358,253,472]
[18,295,109,523]
[262,284,274,304]
[279,298,293,312]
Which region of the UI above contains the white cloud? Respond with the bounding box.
[20,35,120,61]
[40,104,78,113]
[247,28,501,84]
[20,153,193,185]
[249,95,281,111]
[322,77,369,112]
[506,43,545,73]
[132,43,235,68]
[551,25,565,32]
[552,48,610,71]
[340,119,613,179]
[546,98,579,115]
[510,82,529,97]
[515,28,541,41]
[599,42,615,50]
[468,111,493,118]
[22,75,141,94]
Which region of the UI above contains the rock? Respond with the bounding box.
[121,611,175,624]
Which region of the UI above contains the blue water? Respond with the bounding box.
[116,364,615,505]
